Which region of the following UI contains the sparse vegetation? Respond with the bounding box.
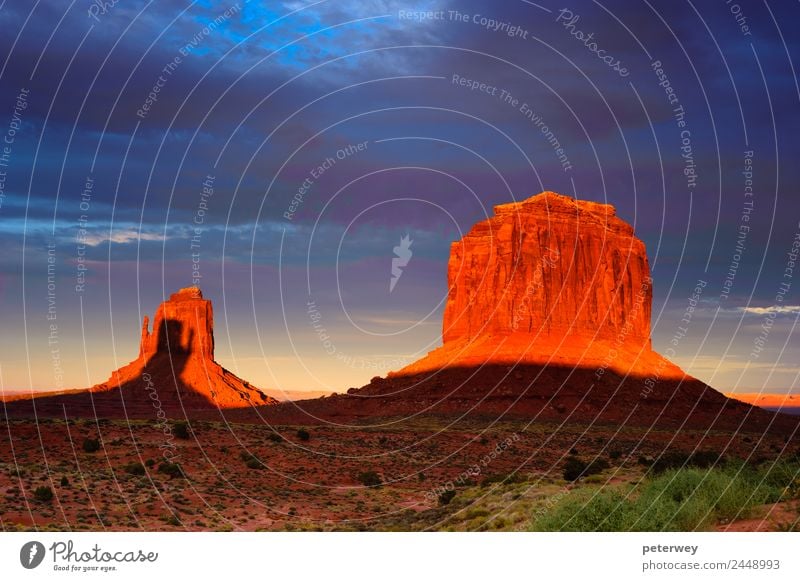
[123,462,146,476]
[438,489,456,505]
[563,457,610,482]
[649,450,723,474]
[173,422,190,440]
[157,462,184,479]
[4,417,797,533]
[357,471,382,487]
[533,459,800,531]
[297,429,310,442]
[240,451,264,470]
[34,486,54,502]
[82,438,100,453]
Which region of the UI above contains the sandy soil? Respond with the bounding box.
[1,416,795,531]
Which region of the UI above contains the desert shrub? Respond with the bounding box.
[268,432,282,443]
[173,422,190,440]
[60,476,69,487]
[239,450,265,469]
[592,458,611,472]
[123,462,146,476]
[752,459,800,501]
[157,462,184,479]
[690,451,723,469]
[357,471,382,487]
[609,449,623,461]
[34,486,53,502]
[145,458,155,467]
[297,429,310,441]
[532,487,634,532]
[563,457,587,481]
[82,438,100,453]
[649,452,690,473]
[438,490,456,506]
[532,461,799,532]
[650,451,724,474]
[465,507,490,519]
[563,457,610,482]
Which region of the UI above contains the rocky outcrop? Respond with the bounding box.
[88,287,275,410]
[138,287,214,361]
[6,288,276,418]
[443,191,651,345]
[278,190,799,433]
[395,192,684,378]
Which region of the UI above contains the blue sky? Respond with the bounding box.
[0,0,798,394]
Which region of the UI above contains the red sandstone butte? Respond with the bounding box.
[89,287,275,409]
[395,191,685,378]
[6,287,276,417]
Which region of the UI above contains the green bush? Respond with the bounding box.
[82,438,101,453]
[357,471,382,487]
[34,486,54,502]
[563,457,609,482]
[438,490,456,505]
[60,476,69,487]
[297,429,310,442]
[123,462,146,476]
[649,451,723,474]
[268,432,282,443]
[532,460,800,532]
[157,462,184,479]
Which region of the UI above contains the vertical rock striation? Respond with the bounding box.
[396,192,683,378]
[90,287,275,410]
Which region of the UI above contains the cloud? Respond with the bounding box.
[82,229,165,247]
[738,306,800,316]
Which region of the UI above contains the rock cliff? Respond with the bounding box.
[396,192,684,378]
[89,287,275,410]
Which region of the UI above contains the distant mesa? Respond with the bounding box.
[7,287,276,417]
[90,287,275,409]
[726,392,800,415]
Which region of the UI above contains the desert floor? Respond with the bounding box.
[1,417,797,531]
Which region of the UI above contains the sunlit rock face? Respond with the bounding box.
[91,287,276,410]
[397,192,683,379]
